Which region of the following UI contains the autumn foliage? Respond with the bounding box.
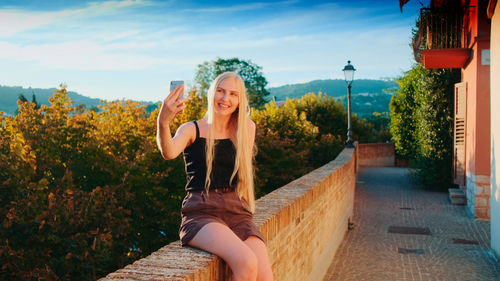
[1,85,386,280]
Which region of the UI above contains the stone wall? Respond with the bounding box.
[357,143,395,167]
[466,173,491,219]
[99,147,357,281]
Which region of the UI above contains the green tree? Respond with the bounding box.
[293,92,391,145]
[251,100,317,195]
[251,94,350,196]
[390,64,459,190]
[194,58,270,108]
[294,92,346,137]
[412,67,459,189]
[293,92,345,166]
[18,93,28,103]
[390,67,419,159]
[364,112,392,143]
[15,93,40,115]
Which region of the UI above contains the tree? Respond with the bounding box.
[294,92,346,138]
[390,67,419,159]
[364,112,392,143]
[15,93,40,115]
[251,100,317,195]
[389,64,459,190]
[194,58,270,108]
[18,93,28,103]
[0,85,186,280]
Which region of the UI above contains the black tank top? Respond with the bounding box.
[183,121,238,191]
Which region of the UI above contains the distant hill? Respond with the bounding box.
[334,93,394,116]
[1,79,399,117]
[0,85,102,116]
[0,85,159,116]
[268,79,398,116]
[268,79,398,99]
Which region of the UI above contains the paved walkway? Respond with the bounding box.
[324,167,500,281]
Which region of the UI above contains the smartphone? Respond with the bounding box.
[170,80,185,99]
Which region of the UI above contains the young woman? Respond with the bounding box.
[156,72,273,281]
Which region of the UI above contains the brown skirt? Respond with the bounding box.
[179,190,265,246]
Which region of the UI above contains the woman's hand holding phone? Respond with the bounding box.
[158,81,187,125]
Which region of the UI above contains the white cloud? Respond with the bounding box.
[88,0,153,9]
[183,0,298,13]
[0,10,63,37]
[0,0,154,37]
[78,0,156,17]
[98,30,142,41]
[0,40,194,71]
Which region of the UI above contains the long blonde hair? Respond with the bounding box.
[205,72,255,213]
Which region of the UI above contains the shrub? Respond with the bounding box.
[390,65,460,190]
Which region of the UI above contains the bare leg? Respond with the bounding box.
[188,222,258,281]
[244,236,274,281]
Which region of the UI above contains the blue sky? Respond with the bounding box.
[0,0,427,102]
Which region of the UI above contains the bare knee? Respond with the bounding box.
[231,250,258,281]
[257,267,273,281]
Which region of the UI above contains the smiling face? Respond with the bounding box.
[213,77,240,116]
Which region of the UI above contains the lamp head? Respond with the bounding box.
[342,60,356,84]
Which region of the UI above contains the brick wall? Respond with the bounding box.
[357,143,395,167]
[99,147,357,281]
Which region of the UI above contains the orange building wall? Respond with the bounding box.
[490,0,500,259]
[462,0,491,219]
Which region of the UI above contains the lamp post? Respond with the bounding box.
[342,60,356,148]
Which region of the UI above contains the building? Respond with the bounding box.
[403,0,499,257]
[488,0,499,260]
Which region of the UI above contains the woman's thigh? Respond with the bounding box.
[188,222,257,273]
[244,236,274,281]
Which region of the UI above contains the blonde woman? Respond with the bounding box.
[157,72,273,281]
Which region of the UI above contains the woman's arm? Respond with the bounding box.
[156,84,193,160]
[247,118,256,153]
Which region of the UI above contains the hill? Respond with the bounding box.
[268,79,398,116]
[0,85,102,115]
[268,79,398,99]
[0,85,160,116]
[2,79,398,117]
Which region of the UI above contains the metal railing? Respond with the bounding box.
[412,5,473,62]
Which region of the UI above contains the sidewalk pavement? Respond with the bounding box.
[324,167,500,281]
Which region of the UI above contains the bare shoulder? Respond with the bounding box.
[246,118,256,131]
[174,121,197,145]
[177,121,196,134]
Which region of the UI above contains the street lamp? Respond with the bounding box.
[342,60,356,148]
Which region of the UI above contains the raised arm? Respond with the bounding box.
[156,84,193,160]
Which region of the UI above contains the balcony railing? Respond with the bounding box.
[423,7,468,49]
[413,6,471,60]
[413,6,473,69]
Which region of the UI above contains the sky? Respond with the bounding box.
[0,0,428,102]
